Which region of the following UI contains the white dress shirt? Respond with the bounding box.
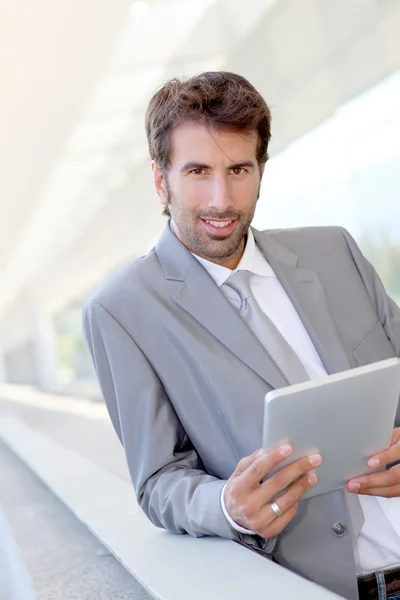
[192,229,400,575]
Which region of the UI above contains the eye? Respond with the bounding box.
[190,168,207,176]
[231,167,247,176]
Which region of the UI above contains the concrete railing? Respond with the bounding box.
[0,416,343,600]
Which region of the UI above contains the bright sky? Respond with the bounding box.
[254,70,400,242]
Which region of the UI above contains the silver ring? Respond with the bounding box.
[270,501,284,518]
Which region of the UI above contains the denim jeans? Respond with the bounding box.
[360,570,400,600]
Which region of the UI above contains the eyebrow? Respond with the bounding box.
[180,160,256,173]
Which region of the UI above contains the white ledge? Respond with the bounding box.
[0,417,343,600]
[0,507,37,600]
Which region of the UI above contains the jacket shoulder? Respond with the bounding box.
[261,224,349,243]
[84,247,161,312]
[260,225,360,258]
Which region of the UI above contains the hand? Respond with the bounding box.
[347,427,400,497]
[224,445,322,538]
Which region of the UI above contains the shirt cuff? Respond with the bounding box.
[220,483,256,535]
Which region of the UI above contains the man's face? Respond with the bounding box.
[153,122,264,269]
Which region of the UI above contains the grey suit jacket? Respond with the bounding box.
[82,223,400,600]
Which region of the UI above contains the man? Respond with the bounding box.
[82,72,400,600]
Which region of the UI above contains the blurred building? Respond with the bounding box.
[0,0,399,394]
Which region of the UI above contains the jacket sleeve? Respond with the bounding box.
[82,298,274,553]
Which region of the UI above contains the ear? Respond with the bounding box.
[152,161,168,206]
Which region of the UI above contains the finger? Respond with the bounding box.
[349,483,400,498]
[255,505,298,539]
[367,438,400,470]
[390,428,400,446]
[238,444,294,489]
[252,473,318,538]
[268,472,318,514]
[347,464,400,493]
[240,474,318,537]
[233,449,262,476]
[253,454,322,507]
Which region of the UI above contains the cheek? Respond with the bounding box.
[230,179,259,202]
[177,180,208,209]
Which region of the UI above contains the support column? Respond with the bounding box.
[32,303,59,393]
[0,287,59,392]
[0,352,6,383]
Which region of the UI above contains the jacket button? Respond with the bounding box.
[332,522,347,536]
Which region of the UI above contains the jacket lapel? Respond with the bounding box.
[253,228,351,375]
[155,223,289,389]
[155,222,351,387]
[174,262,289,389]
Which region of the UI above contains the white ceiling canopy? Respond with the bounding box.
[2,0,399,318]
[0,0,276,315]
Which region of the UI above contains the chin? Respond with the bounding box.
[203,241,242,259]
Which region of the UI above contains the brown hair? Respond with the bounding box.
[145,72,271,215]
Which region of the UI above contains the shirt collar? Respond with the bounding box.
[191,228,276,287]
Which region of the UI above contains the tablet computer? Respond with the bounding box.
[262,357,400,499]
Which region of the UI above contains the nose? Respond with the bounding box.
[207,174,232,212]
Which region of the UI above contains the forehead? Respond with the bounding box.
[169,122,258,164]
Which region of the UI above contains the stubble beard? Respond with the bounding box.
[165,181,257,261]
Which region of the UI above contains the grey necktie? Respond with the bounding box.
[223,269,309,385]
[223,268,363,540]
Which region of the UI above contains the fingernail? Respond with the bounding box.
[368,458,380,468]
[280,444,293,456]
[309,454,323,467]
[348,482,361,492]
[308,473,318,485]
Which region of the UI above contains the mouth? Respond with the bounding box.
[200,218,237,235]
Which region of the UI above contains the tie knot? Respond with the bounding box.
[223,270,253,303]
